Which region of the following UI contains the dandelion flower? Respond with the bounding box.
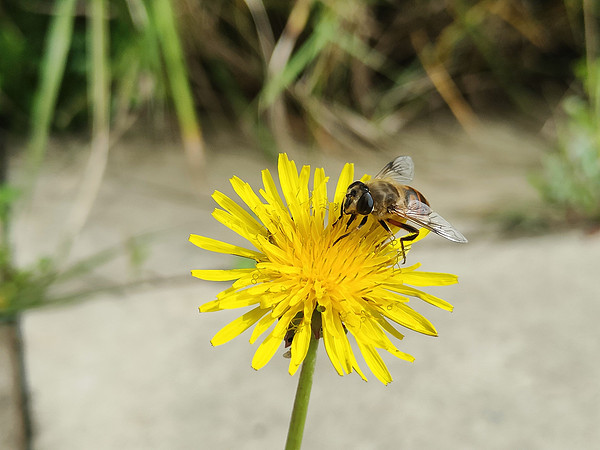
[190,154,458,384]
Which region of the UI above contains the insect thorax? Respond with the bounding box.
[367,180,403,215]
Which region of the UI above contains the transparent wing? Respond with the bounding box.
[375,156,414,183]
[392,201,468,243]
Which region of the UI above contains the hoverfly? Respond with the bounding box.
[335,156,467,261]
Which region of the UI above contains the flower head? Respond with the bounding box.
[190,154,458,384]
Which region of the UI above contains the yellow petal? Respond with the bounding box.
[191,268,255,281]
[251,332,283,370]
[211,209,263,245]
[369,288,410,304]
[189,234,263,260]
[249,313,277,344]
[259,290,291,310]
[351,360,368,382]
[392,285,454,312]
[334,163,354,206]
[277,154,299,208]
[231,272,269,290]
[370,310,406,341]
[311,168,329,227]
[377,301,438,336]
[401,271,458,287]
[298,165,311,207]
[252,306,301,370]
[352,315,395,350]
[292,165,312,234]
[212,190,264,234]
[331,163,354,224]
[387,345,415,363]
[229,176,261,208]
[289,320,311,375]
[278,156,311,235]
[356,340,393,385]
[199,299,220,312]
[271,294,291,318]
[210,307,269,346]
[401,262,422,272]
[339,333,367,381]
[260,169,286,209]
[229,177,274,228]
[212,288,263,310]
[256,234,291,265]
[321,307,359,377]
[322,329,345,376]
[256,261,301,277]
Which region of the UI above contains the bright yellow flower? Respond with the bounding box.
[190,154,458,384]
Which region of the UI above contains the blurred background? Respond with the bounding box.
[1,0,599,449]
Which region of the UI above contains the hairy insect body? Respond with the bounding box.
[335,156,467,261]
[368,180,402,216]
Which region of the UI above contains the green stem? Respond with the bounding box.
[284,335,318,450]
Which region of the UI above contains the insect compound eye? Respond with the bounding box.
[347,181,364,197]
[356,191,374,214]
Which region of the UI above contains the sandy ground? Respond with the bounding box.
[5,118,600,449]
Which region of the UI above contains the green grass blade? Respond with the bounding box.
[151,0,205,169]
[89,0,110,137]
[259,17,333,110]
[26,0,77,177]
[58,0,111,258]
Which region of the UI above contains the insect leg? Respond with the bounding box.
[332,207,345,227]
[333,214,357,245]
[396,222,420,264]
[344,213,357,230]
[333,232,351,246]
[378,219,393,234]
[356,215,369,229]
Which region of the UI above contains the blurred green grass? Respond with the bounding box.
[0,1,588,140]
[0,0,598,230]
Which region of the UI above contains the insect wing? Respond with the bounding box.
[395,200,468,243]
[374,156,414,183]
